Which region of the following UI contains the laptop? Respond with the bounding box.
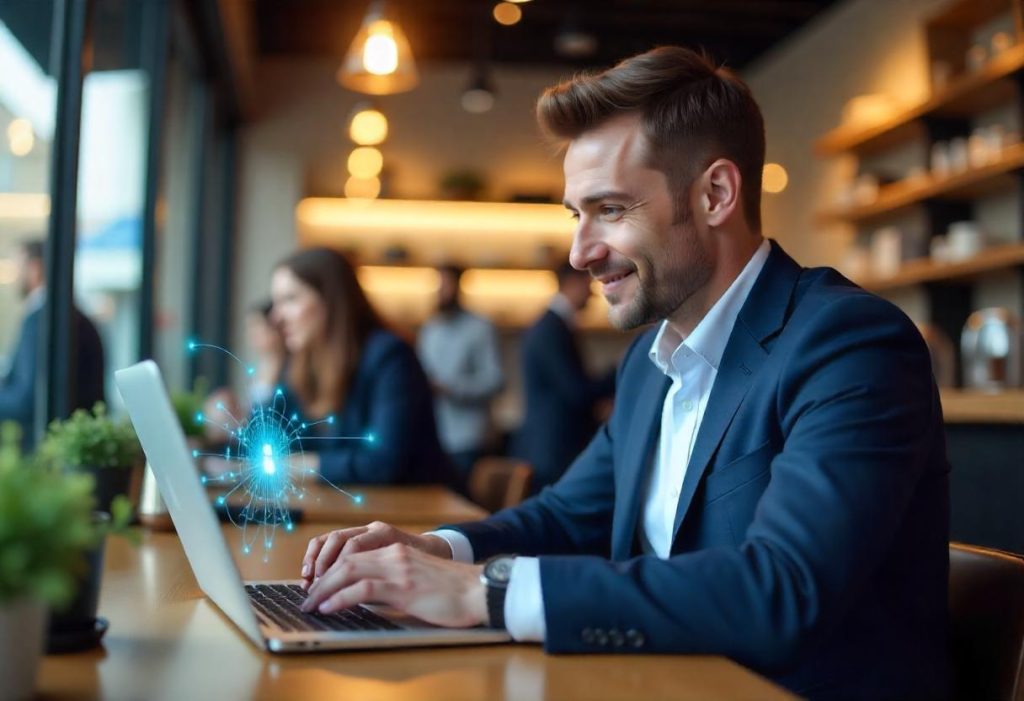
[115,360,510,653]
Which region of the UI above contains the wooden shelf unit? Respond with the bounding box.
[859,243,1024,291]
[819,143,1024,225]
[816,36,1024,156]
[940,389,1024,423]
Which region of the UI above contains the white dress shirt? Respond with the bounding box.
[430,239,770,641]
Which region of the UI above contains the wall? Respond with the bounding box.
[746,0,1022,324]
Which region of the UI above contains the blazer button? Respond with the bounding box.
[581,628,595,644]
[595,629,609,646]
[609,629,625,647]
[626,629,645,648]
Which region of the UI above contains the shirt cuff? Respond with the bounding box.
[422,529,474,563]
[505,557,546,642]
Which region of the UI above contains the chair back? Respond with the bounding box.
[949,543,1024,701]
[468,457,532,513]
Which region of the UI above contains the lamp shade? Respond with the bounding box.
[338,2,418,95]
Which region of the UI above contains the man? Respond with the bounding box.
[296,47,950,700]
[0,240,105,447]
[417,265,504,479]
[513,262,615,489]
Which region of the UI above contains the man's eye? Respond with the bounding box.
[600,205,624,218]
[568,211,580,221]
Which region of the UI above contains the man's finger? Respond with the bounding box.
[301,534,328,579]
[315,578,399,615]
[313,527,367,577]
[340,529,396,556]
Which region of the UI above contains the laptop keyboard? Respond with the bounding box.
[245,583,403,633]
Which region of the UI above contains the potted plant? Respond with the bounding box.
[0,423,96,700]
[40,402,143,514]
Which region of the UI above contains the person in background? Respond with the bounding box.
[0,240,104,448]
[416,264,504,481]
[203,300,286,446]
[513,261,615,490]
[270,247,454,486]
[295,46,950,701]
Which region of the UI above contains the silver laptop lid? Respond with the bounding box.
[115,360,265,647]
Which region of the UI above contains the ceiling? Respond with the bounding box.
[254,0,843,71]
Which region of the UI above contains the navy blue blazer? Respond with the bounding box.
[277,329,455,487]
[448,242,950,700]
[0,304,105,449]
[513,309,615,488]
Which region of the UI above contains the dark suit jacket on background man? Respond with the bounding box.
[0,293,106,448]
[514,307,615,489]
[446,242,950,700]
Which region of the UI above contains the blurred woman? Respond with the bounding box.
[245,300,286,405]
[270,247,453,486]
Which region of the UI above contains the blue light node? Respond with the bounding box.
[195,412,204,423]
[353,494,364,505]
[365,433,376,444]
[216,496,226,505]
[247,367,256,376]
[192,449,199,458]
[327,416,335,424]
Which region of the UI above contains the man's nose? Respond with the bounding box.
[569,219,608,272]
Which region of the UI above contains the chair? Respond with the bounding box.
[467,457,533,513]
[949,543,1024,701]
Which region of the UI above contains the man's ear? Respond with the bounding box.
[697,159,742,228]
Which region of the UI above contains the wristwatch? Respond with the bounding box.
[480,554,516,629]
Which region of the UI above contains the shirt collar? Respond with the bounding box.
[649,238,770,376]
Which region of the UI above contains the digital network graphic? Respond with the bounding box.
[187,341,373,560]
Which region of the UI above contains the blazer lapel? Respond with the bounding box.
[670,241,803,542]
[612,367,669,560]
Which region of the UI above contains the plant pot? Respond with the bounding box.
[79,464,142,514]
[47,512,109,653]
[0,597,47,700]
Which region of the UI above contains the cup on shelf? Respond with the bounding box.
[929,235,952,263]
[870,226,902,278]
[965,44,988,72]
[946,221,985,261]
[853,173,880,205]
[991,31,1014,56]
[930,141,950,178]
[961,308,1022,390]
[948,137,969,173]
[968,131,992,168]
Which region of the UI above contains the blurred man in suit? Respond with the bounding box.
[513,262,614,489]
[417,264,504,481]
[296,47,950,700]
[0,240,105,447]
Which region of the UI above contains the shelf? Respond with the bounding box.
[818,142,1024,225]
[941,389,1024,423]
[815,43,1024,157]
[859,243,1024,291]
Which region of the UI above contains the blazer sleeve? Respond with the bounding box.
[491,295,940,670]
[0,312,38,423]
[442,332,652,557]
[317,343,432,485]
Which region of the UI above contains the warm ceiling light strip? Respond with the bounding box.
[0,192,51,219]
[296,197,573,238]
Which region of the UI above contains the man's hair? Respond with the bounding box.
[21,239,45,263]
[536,46,765,231]
[555,261,588,288]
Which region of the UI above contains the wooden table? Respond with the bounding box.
[37,520,793,700]
[219,484,488,526]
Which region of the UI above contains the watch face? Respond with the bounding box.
[485,556,514,585]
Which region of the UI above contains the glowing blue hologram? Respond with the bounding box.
[190,339,376,558]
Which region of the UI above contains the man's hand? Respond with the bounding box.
[300,521,452,590]
[299,543,488,628]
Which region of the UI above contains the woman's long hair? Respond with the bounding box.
[275,247,382,417]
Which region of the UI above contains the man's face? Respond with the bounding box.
[15,248,42,299]
[437,270,459,312]
[562,113,712,331]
